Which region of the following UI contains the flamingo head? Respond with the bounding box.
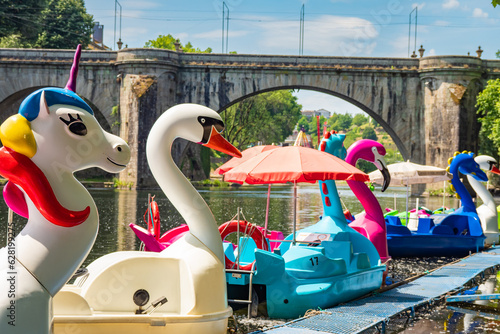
[348,139,391,192]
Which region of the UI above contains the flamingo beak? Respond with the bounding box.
[491,165,500,175]
[380,165,391,192]
[203,127,242,158]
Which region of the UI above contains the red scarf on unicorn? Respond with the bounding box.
[0,147,90,227]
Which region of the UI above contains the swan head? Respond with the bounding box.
[154,104,241,158]
[475,155,500,175]
[347,139,391,191]
[450,152,488,182]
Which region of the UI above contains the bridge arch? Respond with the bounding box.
[2,48,500,187]
[217,85,408,159]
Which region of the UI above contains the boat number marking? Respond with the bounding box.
[309,257,319,266]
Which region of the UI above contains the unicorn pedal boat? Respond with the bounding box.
[52,104,241,333]
[385,152,487,257]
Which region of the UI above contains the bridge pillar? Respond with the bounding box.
[118,74,158,189]
[420,57,484,169]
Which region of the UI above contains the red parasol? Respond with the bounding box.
[214,145,277,175]
[222,146,369,243]
[223,146,369,184]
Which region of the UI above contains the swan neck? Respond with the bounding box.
[147,124,224,263]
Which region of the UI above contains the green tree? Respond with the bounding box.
[34,0,93,49]
[477,79,500,160]
[352,113,367,126]
[493,0,499,7]
[297,116,310,133]
[362,126,377,140]
[145,34,212,53]
[333,113,353,132]
[0,0,44,47]
[221,90,302,149]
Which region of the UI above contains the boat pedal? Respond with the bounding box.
[146,296,168,314]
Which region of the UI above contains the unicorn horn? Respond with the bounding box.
[65,44,82,92]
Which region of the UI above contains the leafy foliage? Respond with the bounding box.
[352,114,368,126]
[0,0,93,49]
[0,0,43,46]
[35,0,93,49]
[477,79,500,160]
[361,126,377,140]
[493,0,499,7]
[144,34,212,53]
[221,90,302,149]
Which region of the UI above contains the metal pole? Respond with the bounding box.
[264,184,271,235]
[222,2,229,53]
[114,0,116,50]
[299,4,305,55]
[293,181,297,245]
[414,6,418,55]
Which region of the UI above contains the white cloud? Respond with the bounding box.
[428,49,436,56]
[253,15,379,57]
[434,20,451,26]
[472,8,488,18]
[442,0,459,9]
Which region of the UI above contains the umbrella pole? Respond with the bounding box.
[264,184,271,236]
[405,183,409,225]
[443,180,446,209]
[293,181,297,245]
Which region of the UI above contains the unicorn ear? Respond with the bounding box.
[39,91,50,119]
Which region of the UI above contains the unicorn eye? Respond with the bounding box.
[59,114,87,136]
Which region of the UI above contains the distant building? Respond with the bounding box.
[301,108,332,118]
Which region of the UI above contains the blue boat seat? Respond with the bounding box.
[386,216,402,226]
[386,224,411,236]
[353,252,371,269]
[430,224,454,235]
[417,217,435,234]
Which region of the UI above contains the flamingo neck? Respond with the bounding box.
[344,152,386,230]
[467,174,496,213]
[147,124,224,263]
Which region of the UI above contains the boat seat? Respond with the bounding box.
[386,224,411,236]
[430,224,454,235]
[353,252,371,269]
[385,216,402,226]
[54,287,92,316]
[417,217,435,234]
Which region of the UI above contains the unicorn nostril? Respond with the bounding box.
[117,146,122,152]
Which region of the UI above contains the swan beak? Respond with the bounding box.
[203,127,242,158]
[491,165,500,175]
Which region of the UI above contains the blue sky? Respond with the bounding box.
[85,0,500,114]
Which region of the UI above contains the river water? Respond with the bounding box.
[1,183,499,333]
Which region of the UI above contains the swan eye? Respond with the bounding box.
[59,114,87,136]
[198,116,225,144]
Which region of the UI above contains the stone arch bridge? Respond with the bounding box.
[0,48,499,188]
